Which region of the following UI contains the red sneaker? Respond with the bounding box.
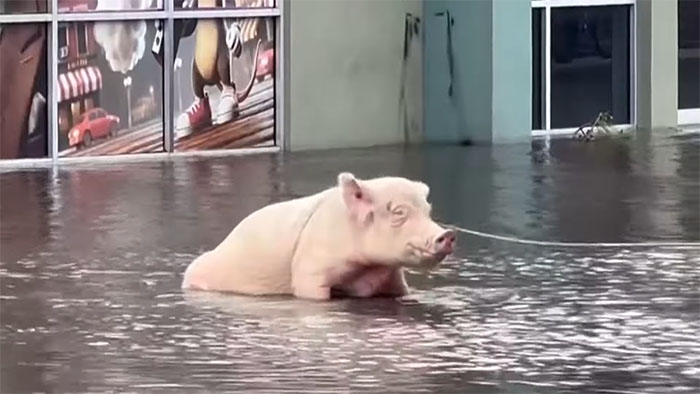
[176,95,212,138]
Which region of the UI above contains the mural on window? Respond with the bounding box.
[169,17,275,151]
[57,19,164,157]
[0,23,49,159]
[57,0,161,13]
[1,0,48,14]
[175,0,275,11]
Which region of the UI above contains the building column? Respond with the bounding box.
[423,0,531,145]
[636,0,678,129]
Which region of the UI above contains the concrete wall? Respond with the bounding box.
[287,0,423,151]
[423,0,531,145]
[636,0,679,129]
[491,0,532,143]
[423,0,493,143]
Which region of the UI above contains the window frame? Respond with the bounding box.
[531,0,636,137]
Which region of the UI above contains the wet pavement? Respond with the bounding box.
[1,129,699,393]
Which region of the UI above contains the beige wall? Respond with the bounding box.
[287,0,423,151]
[636,0,679,129]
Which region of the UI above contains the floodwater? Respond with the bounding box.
[1,130,699,393]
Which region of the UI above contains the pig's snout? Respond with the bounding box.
[433,229,456,255]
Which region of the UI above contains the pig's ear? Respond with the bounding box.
[338,172,374,224]
[415,182,430,199]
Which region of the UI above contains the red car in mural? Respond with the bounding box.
[68,107,120,148]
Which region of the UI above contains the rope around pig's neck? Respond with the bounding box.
[439,223,700,248]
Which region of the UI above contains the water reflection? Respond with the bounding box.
[1,131,699,392]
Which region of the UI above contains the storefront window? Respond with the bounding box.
[678,0,700,111]
[550,5,631,129]
[532,8,544,130]
[0,22,49,159]
[531,1,632,132]
[56,20,164,157]
[173,17,275,152]
[1,0,281,162]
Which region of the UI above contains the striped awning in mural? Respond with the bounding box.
[57,66,103,102]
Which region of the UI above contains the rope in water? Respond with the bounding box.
[439,223,700,248]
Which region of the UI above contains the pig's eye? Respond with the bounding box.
[388,204,409,226]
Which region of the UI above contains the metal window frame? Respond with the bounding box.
[678,109,700,125]
[0,0,284,167]
[532,0,635,7]
[531,0,637,137]
[50,0,58,160]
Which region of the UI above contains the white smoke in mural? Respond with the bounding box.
[92,0,159,74]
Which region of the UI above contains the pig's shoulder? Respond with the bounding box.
[245,190,333,225]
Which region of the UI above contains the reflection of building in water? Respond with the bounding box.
[56,0,102,150]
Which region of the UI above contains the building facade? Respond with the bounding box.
[423,0,699,144]
[0,0,698,164]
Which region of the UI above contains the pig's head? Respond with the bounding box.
[338,172,455,270]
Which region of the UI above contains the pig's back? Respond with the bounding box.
[182,192,329,295]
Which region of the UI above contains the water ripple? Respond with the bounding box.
[2,139,699,392]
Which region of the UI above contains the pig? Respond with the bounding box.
[181,172,456,300]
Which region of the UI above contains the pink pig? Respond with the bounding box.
[181,172,456,300]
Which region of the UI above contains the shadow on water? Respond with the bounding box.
[1,130,699,392]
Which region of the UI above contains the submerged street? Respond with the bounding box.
[1,130,699,393]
